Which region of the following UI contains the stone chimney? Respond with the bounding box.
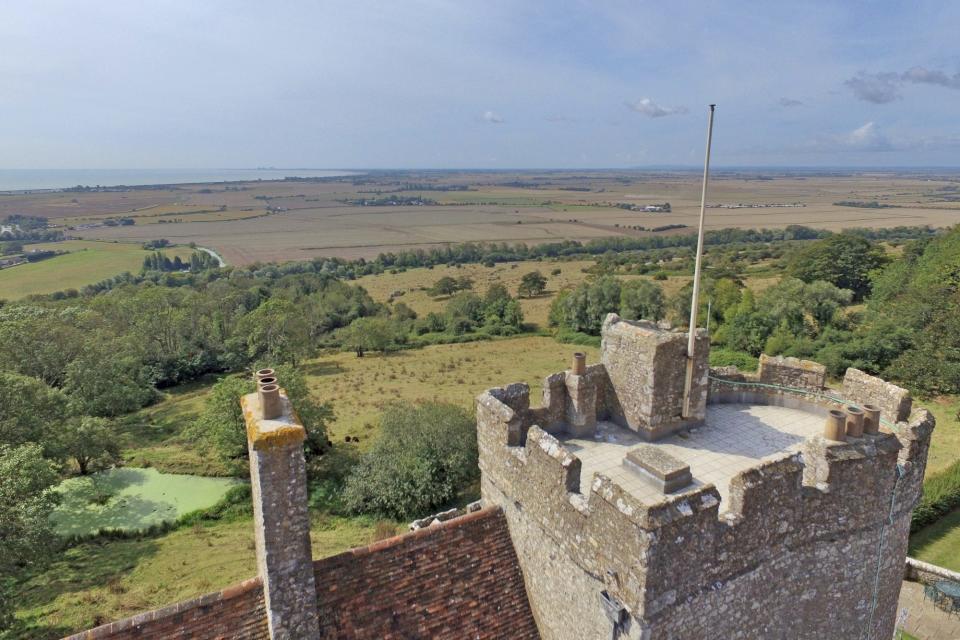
[600,313,709,439]
[241,380,320,640]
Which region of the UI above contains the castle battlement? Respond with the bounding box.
[478,313,935,639]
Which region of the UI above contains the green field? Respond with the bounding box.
[11,515,391,639]
[910,507,960,572]
[8,330,960,637]
[50,468,240,536]
[0,240,193,300]
[923,395,960,475]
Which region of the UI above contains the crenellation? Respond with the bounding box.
[842,368,912,423]
[479,321,935,639]
[564,371,597,437]
[758,353,827,390]
[538,371,568,433]
[600,314,709,438]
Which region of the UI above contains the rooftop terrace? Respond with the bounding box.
[478,316,916,512]
[560,403,824,505]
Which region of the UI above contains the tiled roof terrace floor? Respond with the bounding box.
[559,403,824,507]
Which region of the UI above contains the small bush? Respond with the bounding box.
[343,402,478,519]
[554,329,601,348]
[373,521,399,541]
[708,348,759,371]
[912,460,960,533]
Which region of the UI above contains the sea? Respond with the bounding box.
[0,168,358,192]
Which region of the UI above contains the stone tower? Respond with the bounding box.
[477,314,934,639]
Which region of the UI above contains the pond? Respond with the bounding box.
[50,467,242,536]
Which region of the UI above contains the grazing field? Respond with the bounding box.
[306,336,600,444]
[6,171,957,265]
[16,331,958,637]
[129,336,601,472]
[359,259,692,328]
[0,240,192,299]
[358,259,779,329]
[10,335,598,636]
[11,514,392,639]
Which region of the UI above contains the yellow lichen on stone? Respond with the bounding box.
[241,392,306,450]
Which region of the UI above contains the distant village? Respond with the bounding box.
[707,202,806,209]
[341,195,438,206]
[615,202,672,212]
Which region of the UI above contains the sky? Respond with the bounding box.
[2,1,960,169]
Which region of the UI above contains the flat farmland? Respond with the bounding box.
[6,170,959,265]
[0,240,193,299]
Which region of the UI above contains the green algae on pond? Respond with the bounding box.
[51,467,241,536]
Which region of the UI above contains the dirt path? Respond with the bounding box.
[197,246,226,267]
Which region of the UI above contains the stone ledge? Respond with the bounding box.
[905,556,960,586]
[625,445,693,493]
[241,391,306,450]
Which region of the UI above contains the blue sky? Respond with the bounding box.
[2,1,959,168]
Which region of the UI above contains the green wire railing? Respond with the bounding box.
[707,374,900,431]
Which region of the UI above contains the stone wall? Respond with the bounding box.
[477,381,935,640]
[905,557,960,586]
[600,314,709,439]
[843,368,913,424]
[757,354,827,390]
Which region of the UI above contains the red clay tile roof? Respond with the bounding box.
[314,506,539,639]
[60,576,268,640]
[61,507,539,640]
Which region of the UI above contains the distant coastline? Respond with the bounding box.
[0,168,358,193]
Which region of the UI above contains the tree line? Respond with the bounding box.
[142,250,219,273]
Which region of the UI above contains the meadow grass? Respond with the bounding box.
[909,507,960,572]
[923,395,960,475]
[120,374,234,476]
[304,336,600,444]
[126,336,601,469]
[11,514,392,639]
[0,240,193,300]
[356,259,691,328]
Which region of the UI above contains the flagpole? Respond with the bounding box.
[682,104,716,418]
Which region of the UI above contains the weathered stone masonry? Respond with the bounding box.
[242,388,321,640]
[478,313,934,640]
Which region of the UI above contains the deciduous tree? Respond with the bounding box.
[517,271,547,298]
[0,444,59,629]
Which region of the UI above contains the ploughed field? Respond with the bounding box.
[7,170,960,265]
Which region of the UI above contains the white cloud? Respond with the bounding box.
[778,97,803,108]
[625,97,688,118]
[843,122,893,151]
[480,110,504,124]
